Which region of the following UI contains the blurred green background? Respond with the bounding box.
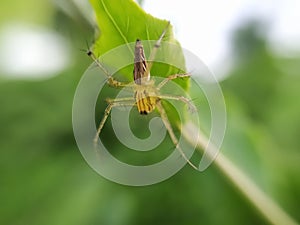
[0,1,299,225]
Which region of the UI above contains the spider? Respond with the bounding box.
[87,22,197,170]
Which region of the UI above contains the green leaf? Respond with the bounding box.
[89,0,188,91]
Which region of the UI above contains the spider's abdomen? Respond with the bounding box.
[133,39,149,85]
[135,90,158,115]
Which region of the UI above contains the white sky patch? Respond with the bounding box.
[0,24,70,80]
[142,0,300,79]
[1,1,299,80]
[268,0,300,57]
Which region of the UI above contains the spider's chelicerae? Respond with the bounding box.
[88,22,197,169]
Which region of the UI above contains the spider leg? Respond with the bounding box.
[156,101,198,170]
[157,94,197,113]
[156,73,191,90]
[87,49,133,88]
[146,21,170,77]
[94,99,135,145]
[106,97,135,103]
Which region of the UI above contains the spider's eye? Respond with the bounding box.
[140,110,148,115]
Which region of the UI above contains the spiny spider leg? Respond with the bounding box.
[156,73,191,90]
[145,21,170,77]
[106,97,135,103]
[156,101,198,170]
[94,99,135,145]
[157,94,197,112]
[87,49,133,88]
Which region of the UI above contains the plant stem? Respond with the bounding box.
[182,121,299,225]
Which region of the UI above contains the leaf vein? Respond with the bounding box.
[101,0,133,56]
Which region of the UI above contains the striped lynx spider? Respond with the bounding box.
[88,22,197,169]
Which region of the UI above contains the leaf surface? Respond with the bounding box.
[90,0,188,90]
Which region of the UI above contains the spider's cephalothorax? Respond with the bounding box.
[133,39,159,115]
[134,83,158,115]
